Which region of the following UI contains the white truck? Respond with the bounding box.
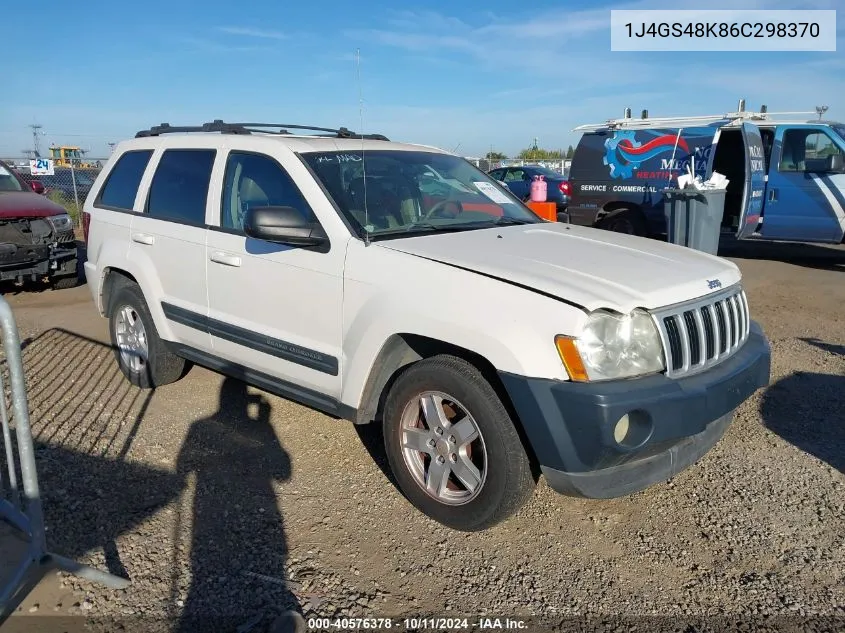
[82,121,771,531]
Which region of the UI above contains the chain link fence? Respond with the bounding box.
[1,158,108,227]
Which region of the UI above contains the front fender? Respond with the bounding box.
[339,245,585,410]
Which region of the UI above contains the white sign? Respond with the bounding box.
[29,158,54,176]
[473,181,514,204]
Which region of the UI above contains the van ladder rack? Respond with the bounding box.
[135,120,389,140]
[573,110,818,132]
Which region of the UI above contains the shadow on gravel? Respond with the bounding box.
[7,327,301,631]
[800,337,845,357]
[172,375,300,632]
[761,368,845,475]
[718,237,845,272]
[354,422,399,490]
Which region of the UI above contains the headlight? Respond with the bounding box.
[556,309,665,381]
[47,213,73,232]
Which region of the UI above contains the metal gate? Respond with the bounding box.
[0,295,130,623]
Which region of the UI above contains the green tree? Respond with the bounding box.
[485,151,508,160]
[517,147,563,160]
[566,145,574,159]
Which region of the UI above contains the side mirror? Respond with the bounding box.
[30,180,45,194]
[826,154,845,173]
[243,205,327,247]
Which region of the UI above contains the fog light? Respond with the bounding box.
[613,415,630,444]
[612,410,653,448]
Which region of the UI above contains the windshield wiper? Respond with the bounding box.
[490,217,534,225]
[368,222,488,239]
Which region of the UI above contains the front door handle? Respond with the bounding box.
[768,188,778,202]
[131,232,154,245]
[209,251,242,267]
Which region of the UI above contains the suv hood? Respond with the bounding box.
[377,223,741,313]
[0,192,68,218]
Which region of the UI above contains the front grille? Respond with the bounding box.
[652,285,750,378]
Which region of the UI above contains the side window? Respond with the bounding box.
[97,150,153,210]
[146,149,216,224]
[221,151,315,232]
[504,169,525,182]
[760,129,775,173]
[780,129,844,173]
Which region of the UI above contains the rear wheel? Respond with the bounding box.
[598,208,648,237]
[108,283,188,388]
[382,355,535,531]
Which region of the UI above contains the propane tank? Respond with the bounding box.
[530,174,547,202]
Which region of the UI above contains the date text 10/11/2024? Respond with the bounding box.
[306,617,529,630]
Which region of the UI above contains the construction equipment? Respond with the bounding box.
[47,145,97,169]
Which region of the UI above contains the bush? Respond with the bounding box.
[46,191,81,225]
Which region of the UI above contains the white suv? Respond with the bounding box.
[82,121,771,531]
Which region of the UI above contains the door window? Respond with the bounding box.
[146,149,216,224]
[97,150,153,210]
[504,168,525,182]
[779,129,844,173]
[221,151,315,232]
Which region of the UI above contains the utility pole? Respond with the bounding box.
[28,124,43,157]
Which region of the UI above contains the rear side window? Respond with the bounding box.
[146,149,216,224]
[98,150,153,210]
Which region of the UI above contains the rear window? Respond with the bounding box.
[98,150,153,210]
[146,149,216,225]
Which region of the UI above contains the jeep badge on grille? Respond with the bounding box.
[707,279,722,290]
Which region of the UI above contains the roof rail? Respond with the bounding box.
[135,119,389,140]
[572,110,819,132]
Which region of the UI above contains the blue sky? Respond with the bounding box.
[1,0,842,158]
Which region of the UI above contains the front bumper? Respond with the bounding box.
[499,321,771,499]
[0,241,77,282]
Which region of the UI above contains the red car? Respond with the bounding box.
[0,160,79,289]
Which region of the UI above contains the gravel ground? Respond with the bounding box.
[1,240,844,633]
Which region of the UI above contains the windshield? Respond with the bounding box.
[0,164,24,192]
[301,150,543,239]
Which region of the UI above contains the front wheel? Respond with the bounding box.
[382,355,535,531]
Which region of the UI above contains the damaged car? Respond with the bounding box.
[0,159,79,289]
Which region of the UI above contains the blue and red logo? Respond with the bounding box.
[604,131,689,179]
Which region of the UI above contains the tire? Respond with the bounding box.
[598,208,648,237]
[108,283,188,389]
[382,355,535,531]
[52,276,79,290]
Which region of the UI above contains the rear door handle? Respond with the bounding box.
[131,232,154,245]
[768,188,778,202]
[209,251,242,267]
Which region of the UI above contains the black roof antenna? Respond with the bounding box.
[356,48,371,246]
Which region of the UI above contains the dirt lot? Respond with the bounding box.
[1,240,844,632]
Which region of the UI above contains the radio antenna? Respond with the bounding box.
[356,48,371,246]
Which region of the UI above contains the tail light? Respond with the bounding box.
[559,181,572,196]
[82,211,91,245]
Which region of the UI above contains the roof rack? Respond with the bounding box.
[572,100,820,132]
[135,119,389,140]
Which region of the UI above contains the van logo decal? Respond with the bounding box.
[707,279,722,290]
[604,131,690,179]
